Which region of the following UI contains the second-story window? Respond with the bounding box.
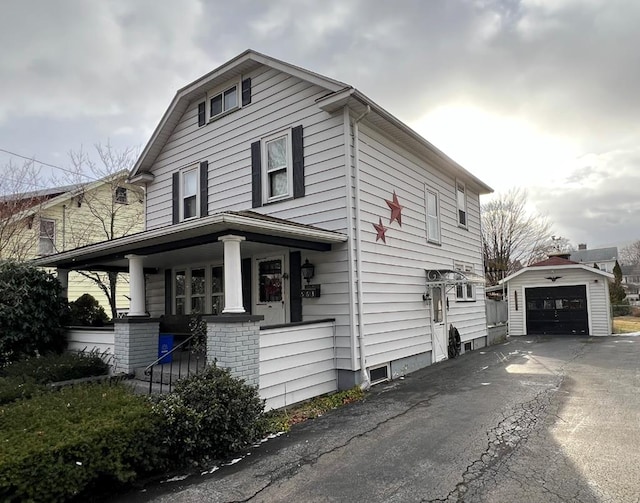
[263,131,292,202]
[182,168,199,220]
[38,218,56,255]
[426,188,441,244]
[457,182,467,228]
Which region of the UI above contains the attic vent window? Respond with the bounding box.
[115,186,128,204]
[210,85,238,119]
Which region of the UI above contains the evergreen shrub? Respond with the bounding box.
[0,383,166,502]
[152,364,266,464]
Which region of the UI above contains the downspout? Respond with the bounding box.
[62,204,66,251]
[353,104,371,390]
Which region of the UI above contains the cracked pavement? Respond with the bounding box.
[116,336,640,503]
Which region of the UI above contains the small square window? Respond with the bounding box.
[454,262,475,302]
[115,186,128,204]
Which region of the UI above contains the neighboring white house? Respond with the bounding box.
[502,256,614,337]
[569,244,618,273]
[34,50,493,405]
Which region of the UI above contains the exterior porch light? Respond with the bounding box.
[301,259,315,284]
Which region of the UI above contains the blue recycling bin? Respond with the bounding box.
[158,334,174,364]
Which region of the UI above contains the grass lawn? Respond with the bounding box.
[613,316,640,334]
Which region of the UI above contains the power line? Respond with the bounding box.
[0,147,99,181]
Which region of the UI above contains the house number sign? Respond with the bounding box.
[301,285,321,298]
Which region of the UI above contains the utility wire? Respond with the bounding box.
[0,147,99,181]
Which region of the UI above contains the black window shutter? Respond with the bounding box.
[241,78,252,106]
[199,161,208,218]
[292,125,304,198]
[164,269,173,315]
[242,257,252,314]
[172,172,180,224]
[197,102,206,126]
[251,141,262,208]
[290,251,302,322]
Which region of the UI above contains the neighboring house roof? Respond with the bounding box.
[130,49,493,196]
[32,211,348,271]
[502,256,614,283]
[3,171,130,223]
[569,247,618,264]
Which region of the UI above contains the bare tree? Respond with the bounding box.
[481,188,554,286]
[0,159,46,260]
[620,240,640,266]
[58,142,144,318]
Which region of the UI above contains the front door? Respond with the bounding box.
[431,286,448,362]
[255,256,286,325]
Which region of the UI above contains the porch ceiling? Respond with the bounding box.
[32,211,347,272]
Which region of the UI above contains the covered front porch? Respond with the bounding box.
[35,211,347,407]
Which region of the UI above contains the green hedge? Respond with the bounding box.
[0,383,167,502]
[1,351,109,384]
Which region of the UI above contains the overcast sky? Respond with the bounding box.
[1,0,638,250]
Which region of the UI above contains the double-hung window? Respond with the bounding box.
[263,130,292,202]
[454,262,475,301]
[456,181,467,228]
[38,218,56,255]
[425,188,441,244]
[182,168,199,220]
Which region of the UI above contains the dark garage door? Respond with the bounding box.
[525,285,588,335]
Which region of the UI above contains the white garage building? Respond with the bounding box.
[503,256,614,337]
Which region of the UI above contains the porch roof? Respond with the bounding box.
[32,211,347,272]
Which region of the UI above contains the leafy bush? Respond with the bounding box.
[612,300,632,316]
[152,364,266,464]
[0,383,167,502]
[1,351,109,385]
[68,293,110,326]
[0,261,68,364]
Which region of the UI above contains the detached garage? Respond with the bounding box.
[502,256,614,337]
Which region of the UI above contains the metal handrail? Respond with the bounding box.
[143,333,205,394]
[143,333,199,375]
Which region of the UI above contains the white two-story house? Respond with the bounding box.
[36,50,492,408]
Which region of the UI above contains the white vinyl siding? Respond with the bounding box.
[506,268,611,336]
[355,122,487,366]
[143,67,352,369]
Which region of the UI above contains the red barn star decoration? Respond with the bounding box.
[385,191,403,226]
[373,217,388,243]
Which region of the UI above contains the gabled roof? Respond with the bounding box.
[131,50,493,195]
[569,247,618,264]
[3,171,129,223]
[502,257,614,283]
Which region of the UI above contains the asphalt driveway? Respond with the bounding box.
[117,336,640,502]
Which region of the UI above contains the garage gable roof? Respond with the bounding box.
[502,260,614,284]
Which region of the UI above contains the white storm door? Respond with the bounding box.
[431,286,448,362]
[255,256,286,325]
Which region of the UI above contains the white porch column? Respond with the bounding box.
[218,235,246,313]
[125,254,147,316]
[57,268,69,300]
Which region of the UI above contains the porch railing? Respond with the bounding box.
[143,333,206,394]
